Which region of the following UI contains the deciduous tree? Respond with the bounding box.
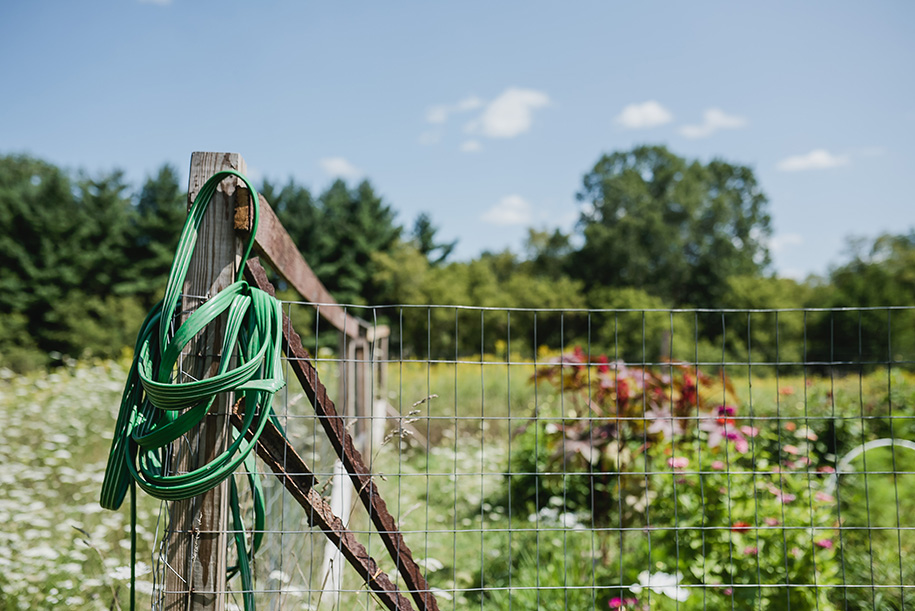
[572,145,772,307]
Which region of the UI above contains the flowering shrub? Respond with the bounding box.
[510,348,729,519]
[506,349,842,610]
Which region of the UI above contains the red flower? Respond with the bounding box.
[596,354,610,374]
[616,379,631,406]
[731,521,752,533]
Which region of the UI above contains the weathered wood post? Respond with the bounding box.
[165,152,247,610]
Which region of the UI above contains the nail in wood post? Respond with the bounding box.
[164,152,246,610]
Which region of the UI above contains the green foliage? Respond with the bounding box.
[121,164,186,305]
[412,211,456,265]
[807,232,915,367]
[494,351,899,610]
[586,287,670,362]
[522,227,573,280]
[0,155,148,367]
[373,244,586,358]
[572,145,772,308]
[261,177,320,271]
[718,275,814,367]
[835,444,915,609]
[2,149,914,375]
[310,179,401,305]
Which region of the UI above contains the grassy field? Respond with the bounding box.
[1,357,914,609]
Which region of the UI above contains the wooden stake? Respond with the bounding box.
[164,152,246,610]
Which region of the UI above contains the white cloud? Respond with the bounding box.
[456,96,484,112]
[776,149,850,172]
[769,233,803,254]
[679,108,747,139]
[482,195,532,226]
[425,95,484,125]
[418,131,440,145]
[615,101,673,129]
[319,157,361,179]
[466,88,551,139]
[425,106,450,124]
[460,140,482,153]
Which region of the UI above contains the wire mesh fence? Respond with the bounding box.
[153,302,915,610]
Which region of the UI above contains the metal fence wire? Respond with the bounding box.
[156,302,915,611]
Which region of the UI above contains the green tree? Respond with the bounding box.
[572,145,772,307]
[809,231,915,367]
[373,244,586,358]
[261,177,401,305]
[262,177,319,262]
[411,212,456,266]
[122,164,186,305]
[522,228,572,280]
[310,179,401,305]
[0,155,142,367]
[718,274,815,368]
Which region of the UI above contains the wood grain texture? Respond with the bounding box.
[164,152,246,610]
[235,188,389,341]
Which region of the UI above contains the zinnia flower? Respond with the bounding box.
[668,456,689,470]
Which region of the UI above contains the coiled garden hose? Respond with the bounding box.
[100,170,285,611]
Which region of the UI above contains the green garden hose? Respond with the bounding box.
[100,170,285,610]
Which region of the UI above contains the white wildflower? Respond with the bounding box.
[630,570,690,601]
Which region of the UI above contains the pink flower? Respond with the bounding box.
[767,485,796,503]
[815,491,835,503]
[740,425,759,438]
[723,588,733,596]
[764,517,780,526]
[818,466,836,474]
[718,405,737,417]
[734,436,749,454]
[609,597,638,609]
[783,444,799,455]
[711,460,726,470]
[743,546,758,556]
[815,539,834,549]
[668,456,689,470]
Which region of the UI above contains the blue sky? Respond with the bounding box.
[2,1,913,279]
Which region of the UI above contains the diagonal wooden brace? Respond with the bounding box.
[245,258,440,611]
[228,404,414,611]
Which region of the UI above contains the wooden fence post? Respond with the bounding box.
[164,152,246,610]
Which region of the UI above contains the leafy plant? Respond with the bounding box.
[500,349,843,610]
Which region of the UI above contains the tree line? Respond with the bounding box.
[1,146,913,371]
